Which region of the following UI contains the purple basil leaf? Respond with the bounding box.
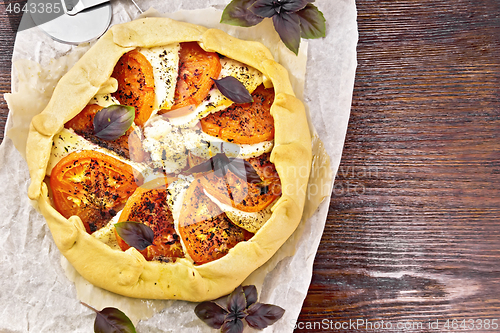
[259,185,269,195]
[221,0,264,27]
[184,154,262,185]
[280,0,310,13]
[272,12,302,55]
[194,301,228,329]
[183,153,231,178]
[184,160,215,175]
[245,302,286,329]
[213,76,254,104]
[94,307,136,333]
[242,160,263,184]
[227,159,262,184]
[114,221,154,251]
[242,285,258,307]
[221,318,245,333]
[297,3,326,39]
[225,158,246,180]
[227,286,248,314]
[249,0,277,17]
[184,155,220,175]
[211,153,232,178]
[93,104,135,141]
[213,293,230,310]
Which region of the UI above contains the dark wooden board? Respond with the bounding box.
[295,0,500,332]
[1,1,499,332]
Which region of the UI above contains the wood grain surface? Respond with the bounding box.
[1,1,499,332]
[295,0,500,332]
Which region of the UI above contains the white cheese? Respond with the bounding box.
[142,116,273,174]
[138,44,180,113]
[187,130,273,160]
[166,175,195,263]
[141,117,190,174]
[89,94,120,108]
[48,128,103,175]
[203,190,274,234]
[88,45,179,113]
[92,210,122,250]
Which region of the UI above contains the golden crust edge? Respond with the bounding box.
[26,30,134,199]
[111,17,208,47]
[26,18,312,301]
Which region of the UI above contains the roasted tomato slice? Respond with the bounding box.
[160,42,221,114]
[179,179,253,265]
[115,179,184,262]
[64,104,146,162]
[199,153,281,213]
[111,50,155,127]
[200,84,275,144]
[50,150,139,234]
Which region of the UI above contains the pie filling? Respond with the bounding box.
[48,42,281,265]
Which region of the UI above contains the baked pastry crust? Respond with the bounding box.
[26,17,312,301]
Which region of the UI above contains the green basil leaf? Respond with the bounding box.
[297,3,326,39]
[114,221,154,251]
[272,12,302,55]
[221,0,264,27]
[93,104,135,141]
[94,307,136,333]
[212,76,254,104]
[245,302,285,330]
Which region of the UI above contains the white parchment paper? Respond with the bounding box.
[0,0,357,331]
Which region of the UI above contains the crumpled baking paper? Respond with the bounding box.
[0,0,357,332]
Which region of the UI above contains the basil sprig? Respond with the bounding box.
[93,104,135,141]
[195,285,285,332]
[221,0,326,55]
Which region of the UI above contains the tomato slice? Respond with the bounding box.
[179,179,253,265]
[50,150,140,234]
[160,42,221,114]
[64,104,145,162]
[112,50,156,127]
[199,153,281,213]
[115,179,184,262]
[200,85,275,144]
